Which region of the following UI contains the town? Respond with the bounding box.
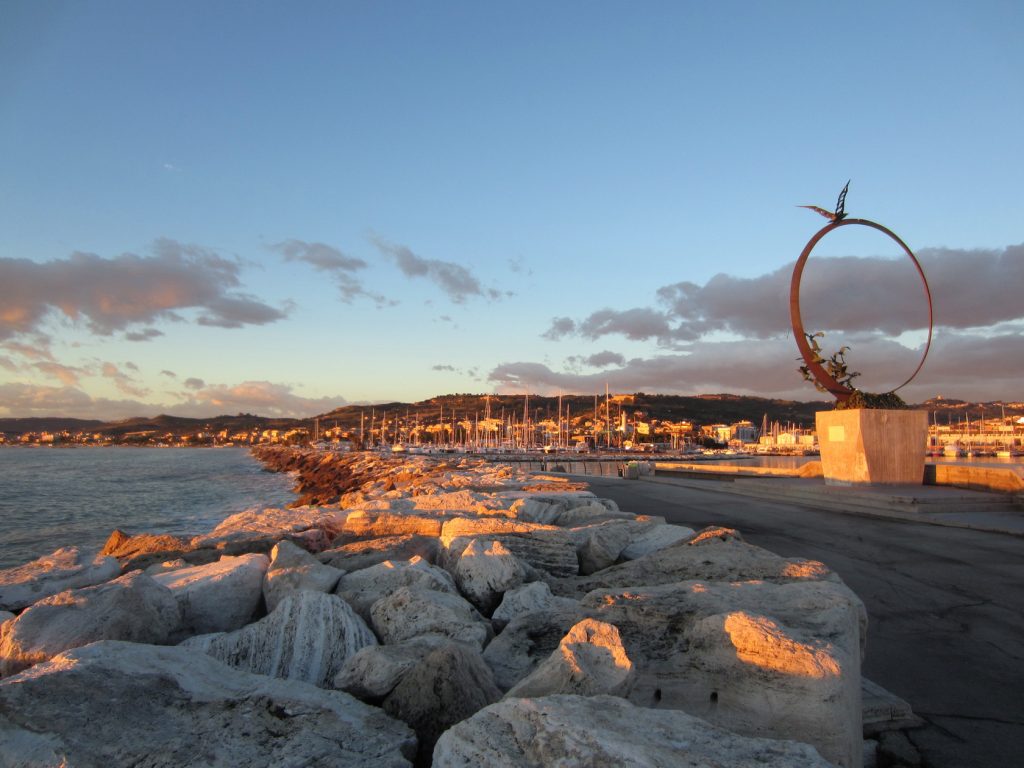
[3,392,1023,457]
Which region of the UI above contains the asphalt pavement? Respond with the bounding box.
[579,473,1024,768]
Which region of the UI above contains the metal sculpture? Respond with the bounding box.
[790,183,933,403]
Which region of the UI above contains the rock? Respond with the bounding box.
[582,578,863,768]
[191,506,346,554]
[335,556,456,622]
[181,590,376,689]
[334,511,444,543]
[152,553,269,639]
[505,618,635,699]
[878,731,921,767]
[99,529,193,572]
[0,640,416,767]
[383,640,502,765]
[370,586,492,650]
[263,540,344,612]
[0,571,180,677]
[483,606,588,691]
[0,611,13,626]
[433,694,833,767]
[334,636,447,702]
[553,503,635,527]
[0,547,120,612]
[619,522,696,560]
[440,518,578,578]
[552,526,838,598]
[491,581,580,631]
[568,519,659,575]
[451,539,529,614]
[508,496,566,524]
[144,558,190,575]
[319,535,439,572]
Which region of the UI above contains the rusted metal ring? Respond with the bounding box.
[790,218,933,401]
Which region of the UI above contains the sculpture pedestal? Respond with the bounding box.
[816,409,928,486]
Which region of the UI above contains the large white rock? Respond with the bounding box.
[334,636,447,701]
[0,571,180,677]
[370,586,492,650]
[451,539,529,614]
[191,506,347,553]
[335,556,457,622]
[336,511,444,542]
[263,540,344,612]
[491,581,580,631]
[433,694,833,767]
[382,640,502,764]
[504,618,635,699]
[182,589,376,689]
[0,640,416,767]
[568,519,658,575]
[553,527,839,599]
[152,553,269,639]
[0,547,120,612]
[483,606,588,691]
[319,535,440,572]
[553,503,635,527]
[619,522,696,560]
[440,518,578,578]
[583,579,863,768]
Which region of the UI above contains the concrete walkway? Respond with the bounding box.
[649,472,1024,536]
[577,473,1024,768]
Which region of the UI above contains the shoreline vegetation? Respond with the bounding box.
[0,446,877,766]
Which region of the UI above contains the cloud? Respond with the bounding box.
[33,362,85,386]
[184,377,205,390]
[1,339,54,361]
[0,383,147,420]
[0,238,286,341]
[371,235,491,304]
[271,239,392,305]
[170,380,348,419]
[160,369,177,378]
[543,317,576,340]
[550,244,1024,347]
[490,328,1024,403]
[125,328,164,342]
[101,362,149,398]
[0,356,16,372]
[431,364,456,372]
[0,379,351,420]
[585,351,626,368]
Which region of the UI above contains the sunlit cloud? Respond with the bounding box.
[101,362,149,398]
[271,239,392,305]
[0,238,287,342]
[170,380,348,418]
[33,362,86,386]
[371,234,499,304]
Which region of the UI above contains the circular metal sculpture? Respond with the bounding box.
[791,184,933,403]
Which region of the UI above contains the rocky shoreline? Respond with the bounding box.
[1,447,867,766]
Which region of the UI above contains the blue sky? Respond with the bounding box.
[2,1,1022,418]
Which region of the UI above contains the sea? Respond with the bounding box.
[0,447,296,571]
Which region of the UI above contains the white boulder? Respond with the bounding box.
[0,571,180,677]
[504,618,635,699]
[491,581,580,631]
[152,553,269,639]
[0,640,416,767]
[182,589,376,689]
[335,556,456,621]
[0,547,120,612]
[370,586,492,650]
[433,694,832,767]
[263,540,344,612]
[619,522,696,560]
[334,636,447,701]
[451,539,529,614]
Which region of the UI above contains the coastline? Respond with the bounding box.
[2,447,876,766]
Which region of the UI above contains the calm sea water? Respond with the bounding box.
[0,447,296,571]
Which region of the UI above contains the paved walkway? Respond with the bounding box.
[578,473,1024,768]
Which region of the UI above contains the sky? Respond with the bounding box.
[1,1,1022,419]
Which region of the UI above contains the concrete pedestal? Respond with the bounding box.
[816,409,928,486]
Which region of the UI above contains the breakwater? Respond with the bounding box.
[1,447,869,766]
